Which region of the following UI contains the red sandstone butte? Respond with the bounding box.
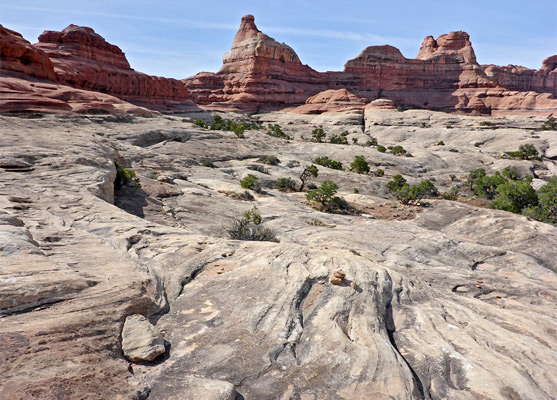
[35,25,189,103]
[185,15,557,115]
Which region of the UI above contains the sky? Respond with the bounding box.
[2,0,556,79]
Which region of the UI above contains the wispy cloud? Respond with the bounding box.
[2,5,237,30]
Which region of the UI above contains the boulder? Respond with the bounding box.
[121,314,165,363]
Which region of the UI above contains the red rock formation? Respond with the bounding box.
[186,15,556,115]
[0,25,58,81]
[483,56,557,95]
[35,25,189,102]
[292,89,365,114]
[184,14,325,109]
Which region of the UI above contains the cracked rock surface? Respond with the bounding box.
[0,110,555,399]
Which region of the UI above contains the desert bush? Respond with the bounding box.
[502,166,522,181]
[202,161,216,168]
[353,188,359,194]
[376,168,385,177]
[471,172,506,199]
[306,180,349,212]
[441,186,460,201]
[490,180,538,213]
[436,140,445,146]
[330,134,348,144]
[114,161,141,190]
[391,145,407,156]
[208,114,260,136]
[276,177,296,191]
[194,119,208,128]
[266,124,291,140]
[248,164,269,174]
[540,116,557,131]
[509,144,539,160]
[350,155,370,174]
[258,155,280,165]
[240,174,261,192]
[313,156,343,170]
[352,138,358,144]
[299,165,319,191]
[479,121,493,127]
[311,127,326,142]
[523,177,557,224]
[396,106,404,112]
[226,206,277,242]
[377,145,387,153]
[366,137,378,146]
[421,122,430,128]
[387,175,438,205]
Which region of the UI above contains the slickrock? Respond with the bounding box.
[1,110,555,399]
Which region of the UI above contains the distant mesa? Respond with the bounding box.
[1,14,556,115]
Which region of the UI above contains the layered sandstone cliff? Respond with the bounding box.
[185,15,557,115]
[35,25,189,102]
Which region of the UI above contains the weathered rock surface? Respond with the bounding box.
[1,109,555,399]
[121,314,165,362]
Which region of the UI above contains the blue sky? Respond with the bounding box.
[2,0,556,79]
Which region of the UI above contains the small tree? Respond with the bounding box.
[527,177,557,224]
[313,156,343,170]
[311,127,326,142]
[226,206,277,242]
[540,116,557,131]
[509,144,539,160]
[350,155,370,174]
[377,145,387,153]
[491,180,538,214]
[472,172,506,199]
[299,165,319,191]
[387,175,438,206]
[276,177,296,191]
[306,180,347,212]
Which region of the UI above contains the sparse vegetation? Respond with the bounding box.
[311,127,326,142]
[509,144,539,160]
[313,156,343,170]
[306,180,350,213]
[276,177,296,191]
[194,119,208,128]
[366,137,378,146]
[226,206,277,242]
[377,145,387,153]
[436,141,445,146]
[441,186,460,200]
[258,155,281,165]
[540,116,557,131]
[387,175,438,205]
[299,165,319,191]
[396,106,404,112]
[240,174,261,192]
[421,122,430,128]
[353,188,359,194]
[114,161,141,190]
[330,134,348,144]
[391,145,407,156]
[350,155,370,174]
[266,124,292,140]
[376,168,385,177]
[202,161,216,168]
[352,138,358,144]
[208,114,261,138]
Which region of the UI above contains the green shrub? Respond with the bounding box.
[258,155,280,165]
[523,177,557,224]
[194,119,208,129]
[540,116,557,131]
[391,145,407,156]
[421,122,430,128]
[313,156,343,170]
[114,161,141,190]
[441,186,460,200]
[472,172,506,199]
[350,155,370,174]
[330,134,348,144]
[377,145,387,153]
[276,177,296,191]
[352,138,358,144]
[396,106,403,112]
[341,131,349,137]
[306,180,349,212]
[387,175,438,205]
[353,188,359,194]
[202,161,216,168]
[226,206,277,242]
[491,180,538,213]
[311,127,326,142]
[299,165,319,191]
[479,121,493,127]
[502,166,522,181]
[436,140,445,146]
[366,138,378,146]
[240,174,261,192]
[266,124,291,140]
[509,144,539,160]
[376,168,385,177]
